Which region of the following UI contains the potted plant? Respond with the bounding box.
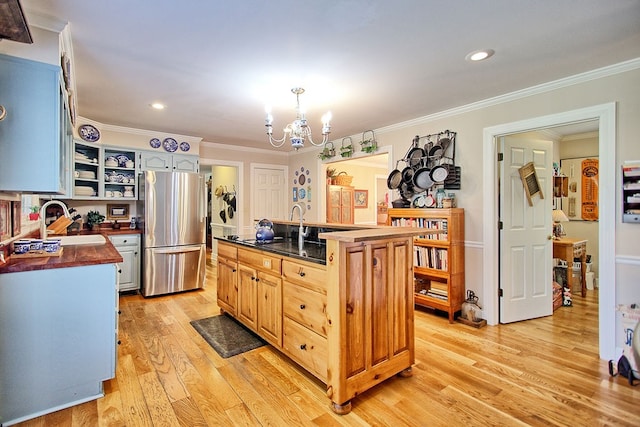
[340,137,353,158]
[86,210,105,231]
[359,130,377,154]
[28,206,40,221]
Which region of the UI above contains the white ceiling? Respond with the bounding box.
[20,0,640,151]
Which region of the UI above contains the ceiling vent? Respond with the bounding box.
[0,0,33,44]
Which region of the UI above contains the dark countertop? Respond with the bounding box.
[0,229,133,274]
[217,236,327,265]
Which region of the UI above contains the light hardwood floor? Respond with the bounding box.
[16,260,640,426]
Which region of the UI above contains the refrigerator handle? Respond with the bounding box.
[152,246,202,255]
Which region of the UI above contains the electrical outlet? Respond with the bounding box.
[263,259,271,269]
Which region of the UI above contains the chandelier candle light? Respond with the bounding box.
[265,87,332,150]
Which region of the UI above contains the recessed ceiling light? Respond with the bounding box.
[466,49,495,62]
[150,102,165,110]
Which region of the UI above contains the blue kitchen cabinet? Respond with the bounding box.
[0,54,72,194]
[0,263,117,425]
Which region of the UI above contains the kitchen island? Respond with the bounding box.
[216,223,427,414]
[0,237,122,425]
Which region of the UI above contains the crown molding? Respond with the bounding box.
[375,58,640,134]
[200,141,288,157]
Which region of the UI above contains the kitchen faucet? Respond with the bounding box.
[290,203,309,249]
[40,200,71,239]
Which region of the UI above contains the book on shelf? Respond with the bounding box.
[426,291,448,300]
[391,217,448,240]
[414,246,448,270]
[428,288,448,297]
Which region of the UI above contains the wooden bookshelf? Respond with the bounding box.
[387,208,465,322]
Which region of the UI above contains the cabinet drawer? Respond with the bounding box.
[238,247,281,274]
[109,234,140,247]
[217,242,238,260]
[283,317,327,382]
[283,281,328,337]
[282,259,327,294]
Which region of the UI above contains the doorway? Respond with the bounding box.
[483,103,616,360]
[320,149,392,224]
[201,159,243,262]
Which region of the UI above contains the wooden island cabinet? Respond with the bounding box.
[216,226,425,414]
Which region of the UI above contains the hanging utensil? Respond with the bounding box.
[387,160,404,190]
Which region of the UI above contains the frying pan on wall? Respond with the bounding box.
[401,166,415,184]
[413,164,434,190]
[387,160,404,190]
[429,159,450,183]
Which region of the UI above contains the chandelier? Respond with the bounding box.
[265,87,332,150]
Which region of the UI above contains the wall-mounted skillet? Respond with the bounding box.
[399,181,414,200]
[387,161,404,190]
[413,163,434,190]
[406,145,425,168]
[430,163,449,183]
[401,165,415,184]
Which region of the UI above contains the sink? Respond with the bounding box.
[58,235,106,246]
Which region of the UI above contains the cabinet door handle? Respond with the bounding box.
[117,340,121,345]
[299,304,306,310]
[232,269,237,273]
[299,271,306,277]
[118,269,122,274]
[123,240,127,243]
[300,344,307,350]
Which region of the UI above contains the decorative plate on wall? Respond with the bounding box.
[179,142,190,152]
[163,138,178,152]
[78,124,100,142]
[149,138,161,148]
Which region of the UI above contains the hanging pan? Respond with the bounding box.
[413,157,434,190]
[403,135,425,168]
[387,160,404,190]
[399,181,414,200]
[429,133,445,158]
[429,158,450,183]
[401,165,415,184]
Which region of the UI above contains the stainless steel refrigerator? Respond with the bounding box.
[138,171,206,296]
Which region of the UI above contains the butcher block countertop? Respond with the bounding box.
[0,229,135,274]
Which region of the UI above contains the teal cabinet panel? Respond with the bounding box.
[0,54,71,193]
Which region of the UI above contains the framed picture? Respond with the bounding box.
[560,156,599,221]
[106,204,129,220]
[11,200,21,237]
[0,200,10,241]
[354,189,368,208]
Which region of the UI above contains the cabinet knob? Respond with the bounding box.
[118,310,121,315]
[300,344,307,350]
[232,269,237,273]
[118,269,122,274]
[251,276,256,281]
[299,271,306,277]
[123,240,127,243]
[117,340,121,345]
[299,304,306,310]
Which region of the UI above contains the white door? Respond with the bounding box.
[253,167,286,221]
[499,136,553,323]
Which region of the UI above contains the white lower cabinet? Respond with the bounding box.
[109,234,141,292]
